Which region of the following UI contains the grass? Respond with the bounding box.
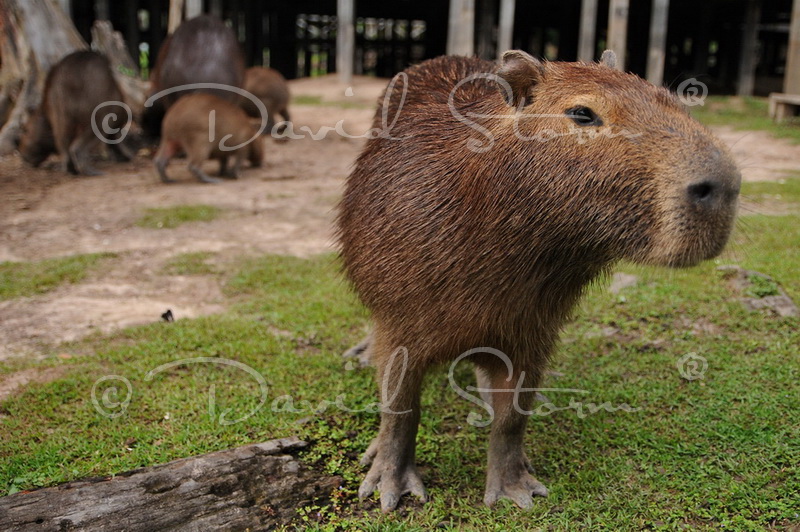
[293,94,372,109]
[163,251,218,276]
[136,205,221,229]
[0,253,115,300]
[1,213,798,530]
[691,96,800,143]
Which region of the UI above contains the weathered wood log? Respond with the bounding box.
[0,437,342,531]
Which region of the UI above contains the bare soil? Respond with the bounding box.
[0,76,797,361]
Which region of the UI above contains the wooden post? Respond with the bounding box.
[337,0,354,84]
[447,0,475,56]
[646,0,669,85]
[737,0,760,96]
[578,0,598,61]
[607,0,629,70]
[477,0,496,60]
[168,0,186,34]
[186,0,202,18]
[209,0,223,18]
[784,0,800,93]
[497,0,515,58]
[94,0,109,20]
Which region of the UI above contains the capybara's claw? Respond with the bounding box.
[358,460,428,512]
[359,437,379,466]
[484,471,548,509]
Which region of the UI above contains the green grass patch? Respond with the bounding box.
[136,205,221,229]
[741,176,800,204]
[293,94,372,110]
[0,253,115,300]
[163,252,218,276]
[1,216,798,530]
[692,96,800,143]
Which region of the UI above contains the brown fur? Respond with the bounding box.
[143,15,245,137]
[19,50,132,176]
[241,67,291,135]
[337,51,740,512]
[154,93,264,184]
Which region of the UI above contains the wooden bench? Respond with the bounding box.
[768,93,800,123]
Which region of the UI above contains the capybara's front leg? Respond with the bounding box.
[358,335,428,512]
[481,359,548,509]
[68,129,103,176]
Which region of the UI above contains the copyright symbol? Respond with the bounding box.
[91,100,133,144]
[676,78,708,107]
[677,353,708,381]
[91,375,132,418]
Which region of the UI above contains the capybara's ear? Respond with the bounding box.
[497,50,544,108]
[600,50,618,69]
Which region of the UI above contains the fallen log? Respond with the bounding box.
[0,437,342,531]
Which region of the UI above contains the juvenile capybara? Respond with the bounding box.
[143,15,245,137]
[154,93,264,183]
[241,67,291,136]
[337,50,740,512]
[19,50,132,176]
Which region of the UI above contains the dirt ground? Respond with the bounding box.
[1,75,798,361]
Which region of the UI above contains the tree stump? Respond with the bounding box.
[0,437,342,531]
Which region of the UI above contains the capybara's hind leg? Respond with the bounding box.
[68,129,102,176]
[111,141,135,162]
[154,140,179,183]
[275,108,290,141]
[357,329,428,512]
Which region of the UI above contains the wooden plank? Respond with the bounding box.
[497,0,515,58]
[577,0,598,62]
[785,0,800,94]
[337,0,354,84]
[607,0,629,70]
[447,0,475,56]
[737,0,761,97]
[646,0,669,85]
[0,437,342,531]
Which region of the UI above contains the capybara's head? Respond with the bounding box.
[485,50,740,268]
[18,112,55,167]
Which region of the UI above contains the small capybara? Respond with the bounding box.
[154,93,264,183]
[19,50,133,176]
[241,66,291,136]
[143,14,245,137]
[337,50,740,512]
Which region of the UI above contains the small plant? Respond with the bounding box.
[746,274,780,298]
[136,205,221,229]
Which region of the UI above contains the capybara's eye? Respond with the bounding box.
[565,106,603,127]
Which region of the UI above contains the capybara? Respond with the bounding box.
[19,50,133,176]
[241,66,291,136]
[154,93,264,183]
[143,15,245,137]
[337,50,740,512]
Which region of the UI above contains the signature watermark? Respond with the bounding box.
[90,67,702,154]
[91,346,640,426]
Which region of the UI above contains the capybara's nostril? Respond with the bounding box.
[687,180,717,205]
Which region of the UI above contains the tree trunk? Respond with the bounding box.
[0,437,342,531]
[0,0,86,154]
[91,20,148,118]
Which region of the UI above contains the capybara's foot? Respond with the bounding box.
[483,463,548,509]
[189,165,222,184]
[343,334,372,367]
[359,437,379,466]
[358,454,428,512]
